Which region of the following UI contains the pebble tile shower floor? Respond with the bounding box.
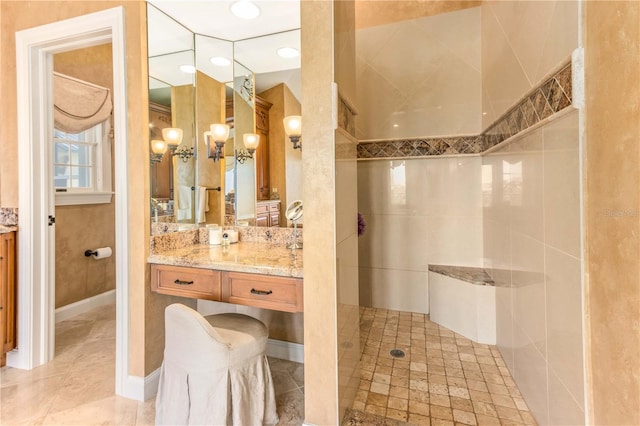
[346,306,537,426]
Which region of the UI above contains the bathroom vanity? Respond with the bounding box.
[149,242,303,313]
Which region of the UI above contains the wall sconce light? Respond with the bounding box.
[150,139,167,164]
[162,127,194,162]
[205,123,230,162]
[283,115,302,150]
[236,133,260,164]
[162,128,183,147]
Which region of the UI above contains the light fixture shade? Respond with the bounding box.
[151,139,167,155]
[210,123,230,142]
[162,128,183,147]
[243,133,260,150]
[283,115,302,137]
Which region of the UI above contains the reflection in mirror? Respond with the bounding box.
[147,3,302,231]
[286,200,303,249]
[232,61,257,225]
[235,29,302,228]
[147,4,196,225]
[195,34,233,227]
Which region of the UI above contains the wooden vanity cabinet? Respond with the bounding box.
[256,200,280,228]
[151,264,221,301]
[1,231,16,367]
[222,272,302,313]
[151,264,303,313]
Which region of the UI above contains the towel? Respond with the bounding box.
[176,185,192,221]
[197,186,209,224]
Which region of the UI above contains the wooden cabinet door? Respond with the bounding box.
[255,97,272,201]
[1,232,16,366]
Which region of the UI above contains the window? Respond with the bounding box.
[54,120,112,205]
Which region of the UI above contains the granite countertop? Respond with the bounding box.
[0,225,18,234]
[148,242,303,278]
[428,264,494,286]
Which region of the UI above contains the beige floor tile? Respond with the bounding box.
[42,395,138,425]
[408,400,430,416]
[386,408,409,422]
[453,408,477,425]
[408,412,431,425]
[0,374,68,424]
[135,398,156,426]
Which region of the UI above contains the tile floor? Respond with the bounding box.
[0,303,304,425]
[348,307,537,426]
[1,304,537,426]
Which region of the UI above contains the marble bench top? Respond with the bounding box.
[148,242,303,278]
[0,225,18,234]
[428,264,494,286]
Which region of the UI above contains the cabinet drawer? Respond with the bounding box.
[256,203,269,214]
[151,264,221,301]
[222,272,303,313]
[268,202,280,212]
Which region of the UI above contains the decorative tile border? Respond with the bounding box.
[338,94,357,138]
[358,135,483,159]
[0,208,18,226]
[484,62,572,151]
[357,61,573,159]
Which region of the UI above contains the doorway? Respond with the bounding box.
[13,7,136,398]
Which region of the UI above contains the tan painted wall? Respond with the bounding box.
[0,0,169,378]
[301,0,340,423]
[195,71,225,225]
[53,44,116,309]
[355,0,480,29]
[584,1,640,423]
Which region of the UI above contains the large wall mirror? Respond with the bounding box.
[147,2,301,232]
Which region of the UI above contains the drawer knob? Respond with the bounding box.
[250,288,273,296]
[174,279,194,285]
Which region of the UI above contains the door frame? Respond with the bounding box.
[13,7,135,398]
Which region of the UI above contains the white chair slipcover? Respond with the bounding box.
[155,304,278,425]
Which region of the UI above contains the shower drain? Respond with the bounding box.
[389,349,406,358]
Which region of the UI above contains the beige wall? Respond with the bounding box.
[481,0,578,128]
[0,0,171,379]
[584,1,640,424]
[355,0,480,30]
[356,6,481,140]
[53,44,116,308]
[301,0,340,423]
[195,71,225,225]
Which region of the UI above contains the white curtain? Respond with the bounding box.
[53,72,112,133]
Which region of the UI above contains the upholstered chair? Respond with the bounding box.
[155,303,278,425]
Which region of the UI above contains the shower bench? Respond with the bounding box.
[428,264,496,345]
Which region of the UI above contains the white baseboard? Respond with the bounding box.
[144,367,161,401]
[119,374,145,401]
[55,289,116,322]
[267,338,304,364]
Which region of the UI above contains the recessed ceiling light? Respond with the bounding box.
[230,1,260,19]
[210,56,231,67]
[277,47,299,58]
[482,111,488,115]
[393,124,399,128]
[179,64,196,74]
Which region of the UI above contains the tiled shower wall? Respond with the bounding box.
[357,156,483,314]
[483,110,583,424]
[356,1,583,425]
[481,2,583,425]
